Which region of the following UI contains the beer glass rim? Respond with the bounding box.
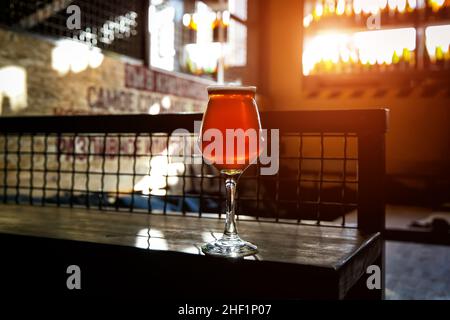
[207,85,256,94]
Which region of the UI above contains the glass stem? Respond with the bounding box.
[223,174,239,240]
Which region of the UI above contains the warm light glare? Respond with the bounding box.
[431,0,445,7]
[397,0,407,12]
[51,40,104,75]
[195,3,217,44]
[361,0,379,14]
[315,3,324,17]
[303,33,350,75]
[388,0,397,10]
[133,145,185,196]
[192,13,199,25]
[161,96,172,109]
[88,47,104,68]
[304,0,423,27]
[303,28,416,75]
[336,0,346,15]
[184,42,224,74]
[425,25,450,60]
[353,0,362,14]
[303,14,313,27]
[379,0,388,9]
[148,102,160,115]
[407,0,417,8]
[149,5,176,71]
[182,13,191,27]
[0,66,27,113]
[354,28,415,63]
[222,10,231,26]
[135,228,168,250]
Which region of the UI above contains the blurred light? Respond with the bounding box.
[425,25,450,60]
[226,18,247,67]
[315,2,324,17]
[430,0,445,9]
[133,143,185,196]
[0,66,27,113]
[97,12,137,45]
[388,0,397,10]
[341,49,350,63]
[70,54,89,73]
[379,0,388,9]
[407,0,417,9]
[361,0,379,14]
[134,176,152,195]
[184,42,223,74]
[88,47,104,68]
[149,5,176,71]
[161,96,171,109]
[354,28,415,64]
[326,0,336,12]
[302,28,416,75]
[303,32,349,75]
[182,13,191,27]
[51,40,104,75]
[397,0,407,12]
[354,0,362,14]
[148,102,160,115]
[336,0,346,15]
[194,2,216,44]
[135,228,168,250]
[222,10,231,26]
[303,14,313,27]
[228,0,247,21]
[306,0,424,25]
[192,13,199,25]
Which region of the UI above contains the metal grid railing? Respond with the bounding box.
[0,132,358,225]
[0,111,388,231]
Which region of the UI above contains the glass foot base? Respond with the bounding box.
[202,236,258,258]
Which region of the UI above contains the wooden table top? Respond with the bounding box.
[0,204,381,299]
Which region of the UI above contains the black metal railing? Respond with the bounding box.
[0,110,388,233]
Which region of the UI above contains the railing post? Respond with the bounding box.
[357,131,386,300]
[357,132,386,234]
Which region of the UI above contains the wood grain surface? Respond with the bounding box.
[0,204,381,299]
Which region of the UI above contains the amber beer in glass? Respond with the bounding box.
[200,85,261,257]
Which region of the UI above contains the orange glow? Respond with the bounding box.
[303,0,421,27]
[303,28,416,75]
[429,0,445,12]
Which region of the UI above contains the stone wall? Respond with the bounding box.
[0,28,209,116]
[0,28,212,202]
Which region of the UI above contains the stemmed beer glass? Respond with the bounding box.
[199,86,262,257]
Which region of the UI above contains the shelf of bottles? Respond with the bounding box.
[302,0,450,78]
[180,8,231,75]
